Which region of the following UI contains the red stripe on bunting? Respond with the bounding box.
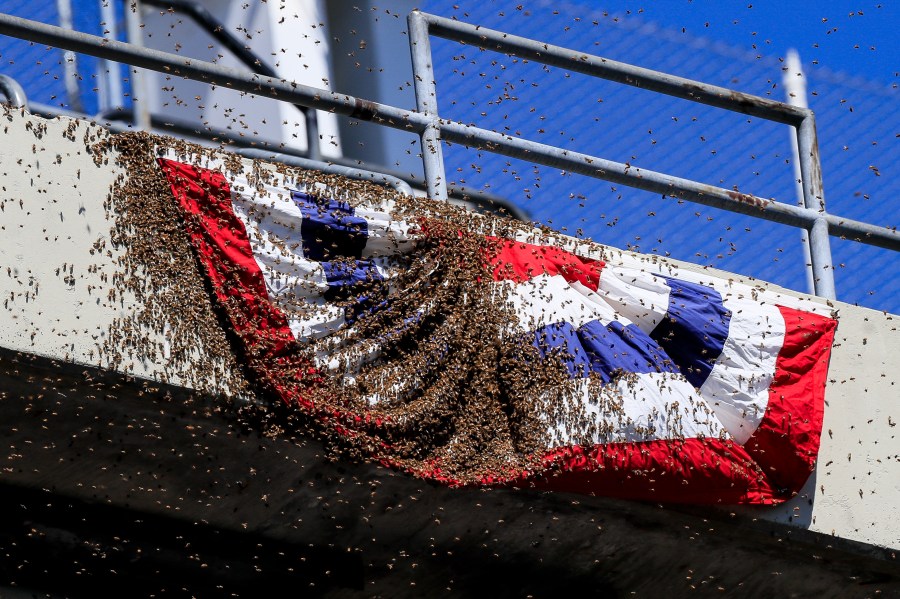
[157,159,323,410]
[158,158,837,505]
[413,437,777,504]
[158,158,293,350]
[489,238,605,290]
[520,437,778,504]
[742,305,837,499]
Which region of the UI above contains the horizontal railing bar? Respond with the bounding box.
[827,217,900,252]
[3,12,898,253]
[27,100,414,195]
[437,120,900,251]
[439,122,809,225]
[140,0,322,161]
[0,13,431,131]
[441,117,900,250]
[28,101,532,221]
[444,116,900,250]
[421,12,808,126]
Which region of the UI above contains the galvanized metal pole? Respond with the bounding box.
[421,12,809,126]
[784,49,816,295]
[98,0,123,110]
[407,10,448,201]
[796,112,837,299]
[438,120,808,226]
[123,0,151,130]
[305,106,321,162]
[0,74,27,107]
[0,14,429,129]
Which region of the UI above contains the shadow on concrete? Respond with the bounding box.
[0,347,897,598]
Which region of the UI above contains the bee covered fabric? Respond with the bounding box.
[158,153,837,505]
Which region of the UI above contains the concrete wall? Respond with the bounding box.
[1,108,897,553]
[0,106,247,395]
[755,303,900,548]
[0,108,126,366]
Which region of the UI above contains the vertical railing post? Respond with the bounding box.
[304,108,321,162]
[407,10,448,201]
[796,112,836,300]
[783,49,816,295]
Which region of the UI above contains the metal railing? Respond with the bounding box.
[407,13,844,297]
[12,94,528,219]
[1,10,899,300]
[0,73,27,107]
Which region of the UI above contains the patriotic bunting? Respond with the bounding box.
[159,153,836,504]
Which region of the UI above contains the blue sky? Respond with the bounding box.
[428,1,898,86]
[588,1,897,84]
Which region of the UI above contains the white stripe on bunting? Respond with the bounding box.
[699,295,784,443]
[229,170,346,340]
[544,374,726,446]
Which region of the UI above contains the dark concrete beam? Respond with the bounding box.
[0,348,896,597]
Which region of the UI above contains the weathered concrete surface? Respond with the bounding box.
[1,109,898,562]
[0,108,124,367]
[0,106,246,393]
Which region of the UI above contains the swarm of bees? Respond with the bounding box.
[103,131,664,485]
[97,131,255,400]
